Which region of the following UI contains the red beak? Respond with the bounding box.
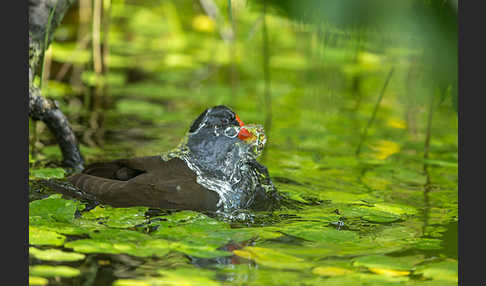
[235,114,251,140]
[238,128,251,140]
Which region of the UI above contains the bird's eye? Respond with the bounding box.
[224,126,238,138]
[222,118,229,125]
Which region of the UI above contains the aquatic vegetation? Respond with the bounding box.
[28,0,457,284]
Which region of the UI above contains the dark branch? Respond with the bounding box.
[29,0,84,170]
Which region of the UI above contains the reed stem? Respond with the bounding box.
[355,67,395,156]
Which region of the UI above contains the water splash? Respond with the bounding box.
[161,124,278,216]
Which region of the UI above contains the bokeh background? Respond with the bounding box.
[29,0,457,163]
[29,1,458,285]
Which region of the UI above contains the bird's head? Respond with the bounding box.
[186,105,266,162]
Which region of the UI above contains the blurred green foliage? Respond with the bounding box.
[29,0,457,285]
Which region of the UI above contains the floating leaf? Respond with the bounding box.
[29,247,85,262]
[169,241,232,258]
[65,229,171,258]
[82,205,149,228]
[361,211,401,223]
[414,260,458,282]
[29,168,65,179]
[29,276,48,286]
[324,272,410,285]
[317,191,375,204]
[150,211,280,257]
[375,226,419,243]
[29,216,102,236]
[112,280,151,286]
[279,223,358,243]
[234,246,312,269]
[353,254,423,272]
[368,267,410,277]
[371,202,417,216]
[29,226,66,246]
[392,168,427,185]
[157,267,220,286]
[220,264,324,285]
[413,238,443,250]
[65,237,171,258]
[113,267,220,286]
[30,265,81,278]
[29,194,79,223]
[312,266,354,276]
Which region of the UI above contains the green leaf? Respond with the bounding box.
[65,237,171,258]
[168,241,232,259]
[29,247,85,262]
[279,223,358,243]
[353,254,424,271]
[30,265,81,278]
[113,267,220,286]
[82,205,149,228]
[29,276,48,286]
[29,194,79,223]
[414,260,458,282]
[65,229,171,258]
[29,168,65,179]
[234,246,313,270]
[29,226,66,246]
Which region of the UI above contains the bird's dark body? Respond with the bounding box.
[66,105,280,212]
[68,156,220,211]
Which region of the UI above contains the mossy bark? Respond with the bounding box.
[29,0,84,170]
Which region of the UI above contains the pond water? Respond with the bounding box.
[29,1,457,285]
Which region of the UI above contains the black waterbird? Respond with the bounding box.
[68,106,281,213]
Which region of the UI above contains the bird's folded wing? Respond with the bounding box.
[68,158,220,211]
[82,155,164,180]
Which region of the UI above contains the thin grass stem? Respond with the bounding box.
[39,0,58,90]
[355,67,395,156]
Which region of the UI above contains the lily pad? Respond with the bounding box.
[323,272,410,285]
[220,264,323,286]
[413,238,443,250]
[113,267,220,286]
[29,247,85,262]
[82,205,149,228]
[318,191,376,204]
[371,203,417,216]
[29,276,48,286]
[353,254,424,273]
[29,168,66,180]
[30,265,81,278]
[157,267,220,286]
[29,226,66,246]
[169,241,232,258]
[65,237,171,258]
[278,222,359,243]
[29,194,80,223]
[312,266,354,276]
[29,216,103,236]
[392,168,427,185]
[151,211,280,257]
[233,246,312,269]
[414,260,458,282]
[65,229,171,258]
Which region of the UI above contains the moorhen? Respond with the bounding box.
[67,105,281,213]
